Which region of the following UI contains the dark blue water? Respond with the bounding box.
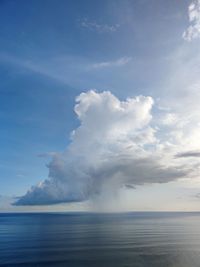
[1,212,200,267]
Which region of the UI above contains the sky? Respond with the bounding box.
[1,0,200,212]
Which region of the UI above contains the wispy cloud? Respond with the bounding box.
[80,18,120,33]
[183,0,200,41]
[91,57,132,69]
[0,53,65,83]
[0,53,95,86]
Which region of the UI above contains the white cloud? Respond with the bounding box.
[15,90,196,206]
[91,57,132,69]
[183,0,200,41]
[160,113,178,126]
[80,19,120,33]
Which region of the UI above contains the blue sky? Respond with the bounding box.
[1,0,200,211]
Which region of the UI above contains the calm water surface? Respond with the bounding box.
[1,212,200,266]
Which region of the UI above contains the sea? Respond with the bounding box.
[1,212,200,267]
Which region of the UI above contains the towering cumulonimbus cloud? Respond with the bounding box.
[14,90,191,206]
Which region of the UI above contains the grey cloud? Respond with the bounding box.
[14,153,188,206]
[194,192,200,198]
[124,184,135,189]
[175,151,200,158]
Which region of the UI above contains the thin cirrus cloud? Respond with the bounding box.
[91,57,132,69]
[80,18,120,33]
[14,90,195,206]
[183,0,200,41]
[0,53,132,89]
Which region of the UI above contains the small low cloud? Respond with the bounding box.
[125,184,135,190]
[80,18,120,33]
[91,57,132,69]
[183,0,200,41]
[194,192,200,198]
[175,151,200,158]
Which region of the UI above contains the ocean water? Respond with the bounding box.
[1,212,200,267]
